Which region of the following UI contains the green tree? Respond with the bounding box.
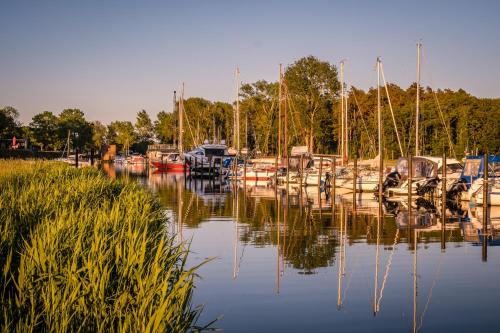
[284,56,340,153]
[154,111,176,144]
[108,121,136,152]
[29,111,61,150]
[135,110,154,142]
[58,109,92,150]
[90,121,107,152]
[0,106,20,138]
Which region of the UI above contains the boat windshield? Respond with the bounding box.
[463,159,481,177]
[204,148,226,157]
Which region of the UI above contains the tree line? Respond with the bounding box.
[1,55,499,157]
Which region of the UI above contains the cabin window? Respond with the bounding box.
[463,160,481,177]
[204,149,225,156]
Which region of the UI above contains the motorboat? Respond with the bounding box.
[183,141,229,175]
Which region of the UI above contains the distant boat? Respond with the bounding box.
[184,141,229,174]
[126,153,146,165]
[151,152,188,172]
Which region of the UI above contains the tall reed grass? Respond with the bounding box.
[0,161,211,332]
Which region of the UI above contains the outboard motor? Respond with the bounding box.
[416,177,440,196]
[447,178,468,201]
[383,200,400,216]
[415,197,436,212]
[381,171,401,191]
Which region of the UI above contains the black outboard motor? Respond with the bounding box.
[381,171,401,191]
[415,197,436,212]
[416,177,440,196]
[447,178,468,201]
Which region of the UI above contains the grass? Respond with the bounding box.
[0,161,211,332]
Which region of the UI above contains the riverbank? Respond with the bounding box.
[0,161,209,332]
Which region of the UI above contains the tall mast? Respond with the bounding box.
[344,62,349,164]
[179,84,184,153]
[377,58,383,197]
[284,78,288,159]
[415,43,421,156]
[173,90,177,147]
[278,64,283,158]
[235,67,241,151]
[340,61,345,165]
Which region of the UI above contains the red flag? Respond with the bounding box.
[12,136,17,147]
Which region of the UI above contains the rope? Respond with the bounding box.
[421,46,457,159]
[351,89,377,156]
[181,94,197,147]
[380,63,404,156]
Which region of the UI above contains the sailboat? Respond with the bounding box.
[151,87,189,171]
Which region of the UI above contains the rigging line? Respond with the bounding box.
[380,62,404,156]
[263,91,278,153]
[377,228,400,310]
[351,89,377,156]
[420,46,457,159]
[181,94,197,147]
[286,92,298,143]
[286,89,301,141]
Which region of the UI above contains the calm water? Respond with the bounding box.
[104,164,500,333]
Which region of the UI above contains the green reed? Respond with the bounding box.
[0,161,211,332]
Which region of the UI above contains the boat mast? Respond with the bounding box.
[179,84,184,154]
[173,90,177,148]
[278,64,282,158]
[340,60,345,165]
[415,43,421,156]
[236,67,241,152]
[377,57,383,196]
[344,62,349,164]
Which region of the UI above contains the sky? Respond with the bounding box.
[1,0,499,124]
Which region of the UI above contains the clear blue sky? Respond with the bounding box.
[1,0,499,124]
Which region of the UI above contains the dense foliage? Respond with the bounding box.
[1,56,498,157]
[0,161,210,332]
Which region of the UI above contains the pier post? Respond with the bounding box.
[274,156,278,199]
[317,157,323,191]
[243,156,247,187]
[408,155,413,230]
[441,153,447,250]
[286,156,290,196]
[299,155,304,190]
[482,152,488,261]
[332,157,336,200]
[353,155,357,212]
[75,148,79,168]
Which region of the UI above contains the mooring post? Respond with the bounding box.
[286,156,290,196]
[299,155,304,190]
[482,152,488,261]
[234,154,238,190]
[441,153,447,250]
[318,156,323,192]
[75,148,79,168]
[243,156,247,187]
[274,155,278,199]
[408,154,413,230]
[332,156,336,199]
[353,155,357,212]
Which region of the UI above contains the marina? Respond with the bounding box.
[105,163,500,332]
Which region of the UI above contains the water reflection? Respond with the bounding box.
[102,164,500,333]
